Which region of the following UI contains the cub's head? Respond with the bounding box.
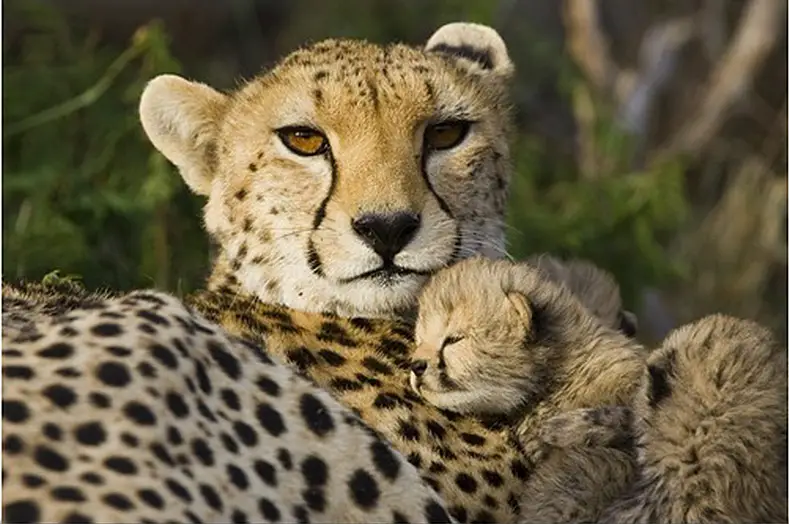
[139,22,514,317]
[410,257,555,415]
[410,257,641,416]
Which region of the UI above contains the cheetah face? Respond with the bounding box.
[410,258,549,415]
[139,23,514,318]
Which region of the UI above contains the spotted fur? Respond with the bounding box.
[1,282,454,524]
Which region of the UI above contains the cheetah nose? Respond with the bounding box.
[351,212,421,261]
[410,359,428,377]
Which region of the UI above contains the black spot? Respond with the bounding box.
[286,347,319,372]
[455,473,478,494]
[61,511,93,524]
[426,420,447,439]
[257,402,286,436]
[4,435,24,454]
[137,362,157,378]
[3,500,40,523]
[293,504,311,523]
[196,399,217,422]
[4,365,34,380]
[277,448,293,470]
[460,433,486,446]
[33,445,68,472]
[234,420,258,447]
[104,456,137,475]
[199,483,223,511]
[91,323,123,337]
[208,340,241,379]
[150,344,178,369]
[234,188,248,201]
[105,345,132,358]
[406,452,422,468]
[507,492,520,515]
[254,459,278,486]
[74,421,106,446]
[483,495,498,509]
[259,497,281,521]
[398,420,420,441]
[80,472,103,485]
[317,322,358,347]
[166,392,190,418]
[167,426,184,446]
[165,478,193,502]
[88,391,111,408]
[138,489,164,509]
[425,501,453,523]
[231,509,249,524]
[221,433,239,454]
[41,384,76,409]
[300,393,335,437]
[361,356,393,375]
[138,309,170,326]
[191,438,214,466]
[123,401,156,425]
[428,461,447,474]
[510,459,530,480]
[373,392,401,409]
[317,349,346,366]
[256,375,281,397]
[221,388,241,410]
[392,510,411,524]
[227,464,249,490]
[51,486,86,502]
[55,366,81,378]
[481,469,504,487]
[37,342,74,359]
[103,492,134,510]
[2,400,29,423]
[348,469,380,509]
[95,361,131,387]
[120,432,139,447]
[329,378,364,392]
[21,474,44,488]
[151,442,176,466]
[194,360,213,394]
[42,422,62,441]
[370,440,400,481]
[301,455,328,486]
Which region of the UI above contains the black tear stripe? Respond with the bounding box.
[420,153,462,263]
[428,43,493,70]
[306,151,338,277]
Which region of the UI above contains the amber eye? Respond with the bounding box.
[277,127,329,156]
[424,121,471,151]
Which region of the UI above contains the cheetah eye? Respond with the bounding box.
[441,335,465,349]
[276,126,329,156]
[424,121,471,151]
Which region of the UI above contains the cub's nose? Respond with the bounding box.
[351,212,420,261]
[410,359,428,377]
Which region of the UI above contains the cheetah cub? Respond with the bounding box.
[409,256,647,445]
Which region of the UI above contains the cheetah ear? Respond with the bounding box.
[619,310,639,338]
[139,74,228,196]
[425,22,513,78]
[505,291,533,327]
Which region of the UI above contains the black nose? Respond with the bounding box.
[351,212,420,261]
[410,359,428,377]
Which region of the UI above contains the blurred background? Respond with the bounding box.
[3,0,786,344]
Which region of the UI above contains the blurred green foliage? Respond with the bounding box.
[3,0,689,307]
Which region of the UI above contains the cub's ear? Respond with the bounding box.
[619,310,639,338]
[139,74,228,196]
[505,291,533,327]
[425,22,513,78]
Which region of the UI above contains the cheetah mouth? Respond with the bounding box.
[339,263,433,285]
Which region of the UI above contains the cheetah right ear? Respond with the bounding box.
[425,22,513,78]
[139,74,228,196]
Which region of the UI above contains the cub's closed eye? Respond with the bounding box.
[276,126,329,156]
[441,335,465,349]
[424,121,471,151]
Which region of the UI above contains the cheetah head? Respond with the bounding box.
[139,23,514,318]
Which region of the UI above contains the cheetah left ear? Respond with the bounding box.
[505,291,533,328]
[425,22,513,78]
[619,310,639,338]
